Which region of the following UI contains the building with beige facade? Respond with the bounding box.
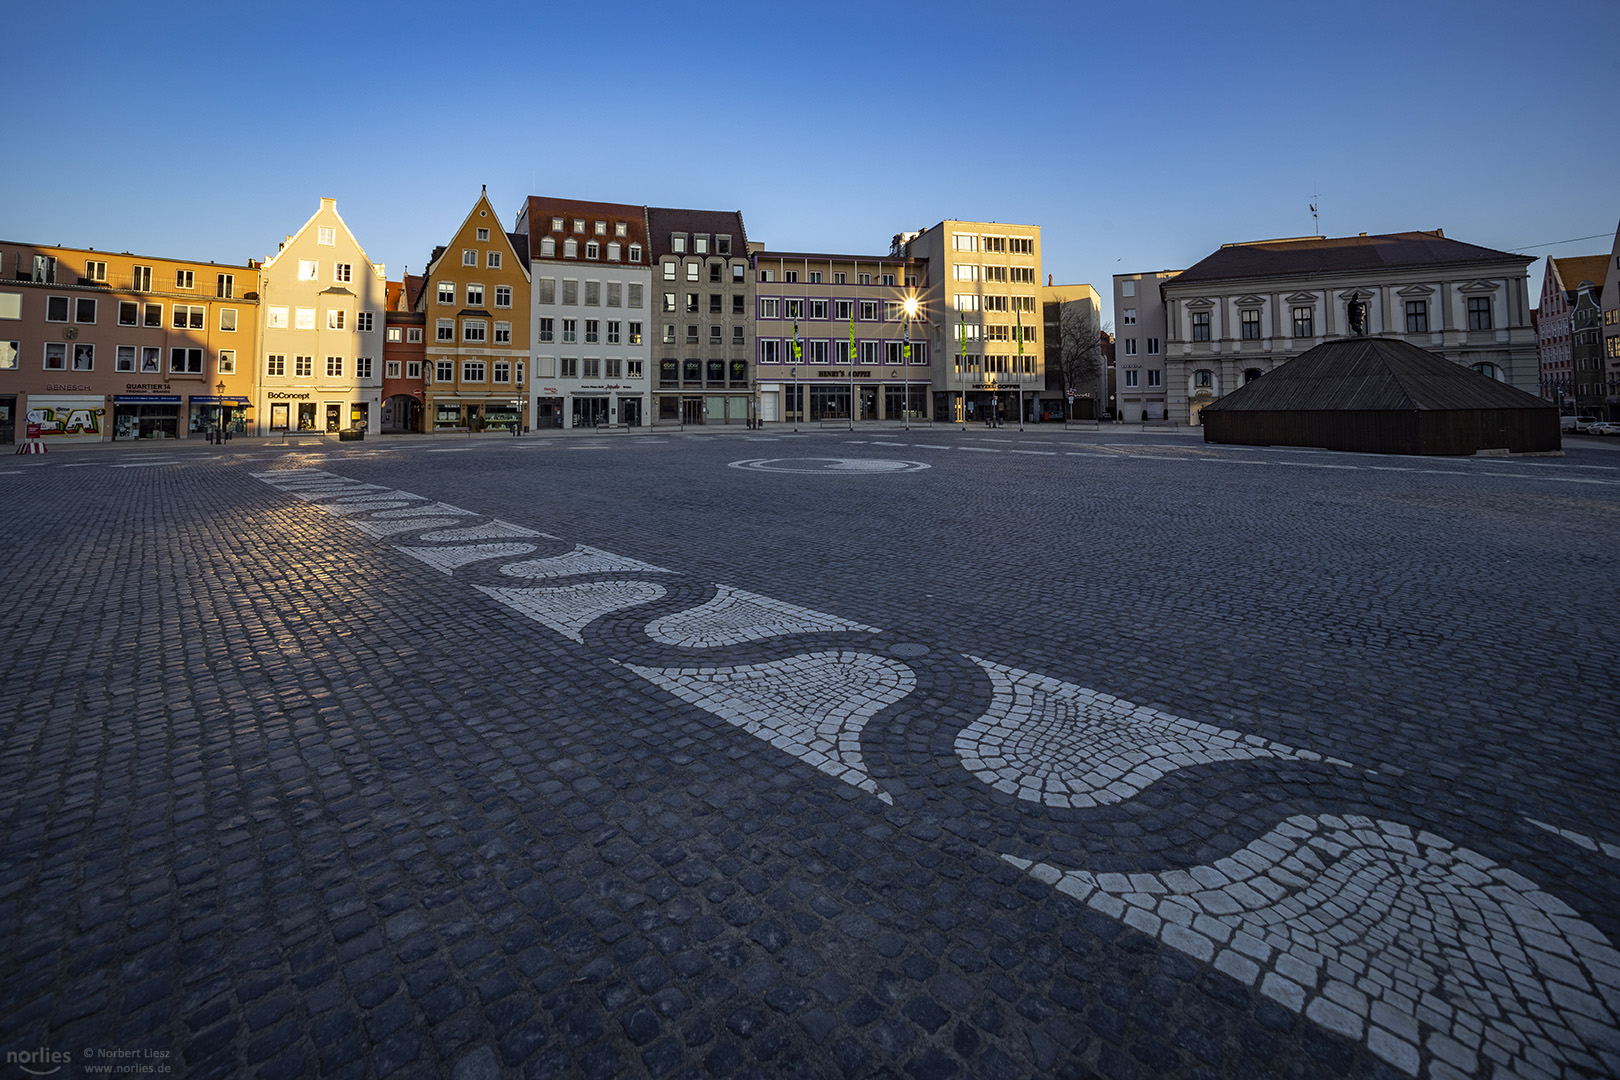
[1111,270,1180,421]
[897,220,1042,424]
[1153,230,1535,425]
[649,207,752,425]
[257,198,386,434]
[419,190,532,433]
[0,240,259,443]
[750,250,924,423]
[514,197,648,428]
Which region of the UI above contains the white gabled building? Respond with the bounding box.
[257,197,387,434]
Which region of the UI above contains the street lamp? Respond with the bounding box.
[902,296,919,431]
[215,379,225,445]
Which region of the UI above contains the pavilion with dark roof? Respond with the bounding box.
[1200,336,1560,455]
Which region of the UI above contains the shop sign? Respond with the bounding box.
[816,370,872,378]
[267,391,311,400]
[125,383,171,392]
[44,383,92,392]
[113,395,181,404]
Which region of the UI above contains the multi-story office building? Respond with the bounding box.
[1111,271,1179,421]
[1153,230,1535,425]
[0,240,259,443]
[900,220,1042,424]
[1040,282,1104,419]
[1536,254,1609,414]
[649,207,751,425]
[515,197,650,428]
[381,275,425,432]
[419,189,532,433]
[751,250,924,423]
[258,197,386,434]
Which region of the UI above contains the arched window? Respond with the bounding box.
[1193,368,1213,389]
[1471,362,1500,381]
[1243,368,1263,384]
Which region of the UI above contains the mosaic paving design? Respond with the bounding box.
[643,584,881,648]
[250,469,1620,1077]
[727,456,932,474]
[956,655,1345,808]
[1006,816,1620,1079]
[623,652,914,803]
[474,581,668,643]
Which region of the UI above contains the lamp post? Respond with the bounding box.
[215,379,225,445]
[791,365,798,432]
[902,296,918,431]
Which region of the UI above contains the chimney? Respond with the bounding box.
[1047,274,1053,286]
[320,197,336,211]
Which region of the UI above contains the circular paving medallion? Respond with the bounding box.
[728,457,931,475]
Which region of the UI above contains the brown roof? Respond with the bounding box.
[386,280,403,310]
[1550,255,1609,290]
[403,274,425,309]
[646,207,748,259]
[1171,230,1530,287]
[1202,337,1553,414]
[523,197,647,255]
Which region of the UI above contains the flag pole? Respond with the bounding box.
[848,298,856,430]
[1016,305,1025,431]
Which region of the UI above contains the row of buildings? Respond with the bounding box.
[0,192,1103,443]
[6,189,1607,441]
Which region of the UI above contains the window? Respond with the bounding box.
[760,298,779,319]
[786,299,803,319]
[494,361,511,383]
[173,305,205,329]
[1291,306,1313,338]
[806,271,822,285]
[585,241,599,260]
[170,347,203,373]
[1146,369,1161,387]
[564,239,577,258]
[859,274,871,285]
[386,359,401,378]
[386,326,402,343]
[435,359,453,381]
[734,295,746,315]
[585,281,601,306]
[318,226,335,245]
[585,319,599,343]
[329,263,350,284]
[494,285,512,308]
[732,326,744,344]
[627,359,643,378]
[83,260,107,283]
[463,319,486,342]
[662,292,676,314]
[494,321,511,343]
[835,300,853,321]
[437,281,455,304]
[436,318,454,341]
[605,282,622,308]
[1193,369,1213,389]
[75,297,97,323]
[982,265,1006,283]
[1010,267,1036,284]
[327,309,346,330]
[540,238,555,257]
[830,272,846,285]
[296,355,313,377]
[43,343,66,370]
[1121,280,1136,298]
[1405,300,1429,333]
[551,217,564,232]
[1122,308,1137,324]
[220,308,237,332]
[583,358,601,378]
[859,341,879,365]
[1191,312,1211,341]
[71,343,94,370]
[1124,369,1139,388]
[562,280,579,305]
[1146,337,1160,354]
[1467,296,1493,331]
[560,357,578,377]
[1240,309,1261,339]
[1124,338,1138,356]
[662,261,677,282]
[628,244,641,262]
[882,274,896,287]
[407,361,421,377]
[218,349,236,374]
[602,357,620,378]
[760,340,780,364]
[46,296,69,322]
[672,235,686,253]
[462,360,485,381]
[562,319,577,343]
[476,227,490,242]
[296,261,316,281]
[607,321,621,344]
[709,325,722,344]
[406,328,422,343]
[267,306,290,329]
[538,278,556,304]
[953,234,977,252]
[132,265,152,291]
[466,284,484,306]
[732,265,744,283]
[606,242,621,261]
[539,317,554,342]
[326,356,344,377]
[462,249,477,267]
[356,311,373,333]
[686,263,700,282]
[693,236,707,254]
[662,324,675,343]
[884,301,903,321]
[860,300,879,321]
[266,354,286,376]
[783,270,798,284]
[954,294,979,312]
[806,340,829,363]
[1009,237,1034,255]
[116,344,136,372]
[176,269,195,289]
[686,325,698,343]
[628,322,642,344]
[296,308,315,330]
[1011,296,1034,313]
[955,265,980,281]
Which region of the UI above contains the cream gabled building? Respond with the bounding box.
[257,198,387,433]
[420,189,533,432]
[899,220,1043,423]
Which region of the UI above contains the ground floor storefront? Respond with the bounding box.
[263,393,379,434]
[427,395,528,433]
[653,392,751,426]
[758,379,928,424]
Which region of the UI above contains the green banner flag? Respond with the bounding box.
[1016,307,1025,356]
[793,317,801,361]
[848,305,856,365]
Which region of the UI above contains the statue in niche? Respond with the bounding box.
[1346,292,1369,336]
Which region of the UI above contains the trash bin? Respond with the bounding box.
[338,428,365,442]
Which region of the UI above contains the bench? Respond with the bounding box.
[279,431,329,444]
[593,423,631,433]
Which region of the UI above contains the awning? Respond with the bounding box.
[188,396,253,405]
[114,395,181,403]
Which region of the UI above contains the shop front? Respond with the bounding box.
[114,395,182,439]
[535,396,563,429]
[187,395,254,436]
[572,395,609,428]
[265,392,314,433]
[25,394,108,442]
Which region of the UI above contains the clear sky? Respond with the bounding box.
[4,0,1616,324]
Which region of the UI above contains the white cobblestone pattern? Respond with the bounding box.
[1007,815,1620,1079]
[624,651,914,804]
[417,520,541,542]
[643,584,882,649]
[349,516,468,538]
[499,544,672,581]
[314,499,422,516]
[475,582,668,643]
[1527,818,1620,861]
[393,543,539,575]
[956,656,1343,808]
[727,457,931,474]
[365,503,476,519]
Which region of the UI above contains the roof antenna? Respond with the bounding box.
[1310,185,1320,236]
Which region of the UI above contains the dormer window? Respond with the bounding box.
[564,238,578,258]
[551,217,563,232]
[585,241,600,259]
[573,219,586,234]
[671,235,687,253]
[716,236,731,255]
[607,242,621,261]
[694,236,709,254]
[540,237,555,257]
[594,221,607,235]
[615,222,628,237]
[627,244,642,263]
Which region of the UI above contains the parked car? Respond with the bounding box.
[1586,421,1620,437]
[1563,415,1599,433]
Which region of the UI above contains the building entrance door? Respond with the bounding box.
[0,397,13,444]
[572,397,609,428]
[325,404,342,432]
[681,396,704,425]
[535,397,562,429]
[859,387,878,420]
[619,397,642,427]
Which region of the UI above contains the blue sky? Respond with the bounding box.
[4,0,1616,324]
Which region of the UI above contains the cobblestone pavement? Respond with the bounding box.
[3,428,1619,1080]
